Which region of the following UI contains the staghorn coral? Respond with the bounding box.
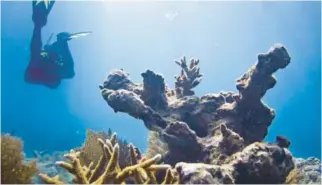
[1,134,39,184]
[39,133,179,184]
[99,44,296,183]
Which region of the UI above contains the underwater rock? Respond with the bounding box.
[230,142,294,184]
[176,142,294,184]
[161,121,205,165]
[175,162,234,184]
[219,124,244,156]
[100,44,295,183]
[286,157,322,184]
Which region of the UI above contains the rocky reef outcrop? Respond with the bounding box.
[99,44,297,184]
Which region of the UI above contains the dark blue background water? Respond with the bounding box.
[1,1,321,159]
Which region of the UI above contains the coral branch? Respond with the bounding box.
[174,57,203,98]
[39,133,179,184]
[141,70,168,109]
[236,44,291,105]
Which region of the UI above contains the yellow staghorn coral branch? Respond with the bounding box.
[138,154,162,168]
[55,161,74,173]
[38,132,179,185]
[145,170,158,184]
[106,144,120,173]
[161,168,173,185]
[73,158,89,184]
[39,174,64,184]
[84,162,94,178]
[88,155,105,183]
[146,164,172,172]
[98,138,112,158]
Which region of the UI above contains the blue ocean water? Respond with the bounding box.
[1,1,321,159]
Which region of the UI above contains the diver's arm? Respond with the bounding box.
[55,41,75,78]
[60,41,74,65]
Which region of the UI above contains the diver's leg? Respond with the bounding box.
[25,24,44,84]
[29,25,43,63]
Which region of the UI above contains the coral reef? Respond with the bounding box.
[1,134,39,184]
[39,133,179,184]
[27,151,73,184]
[73,129,131,169]
[99,44,296,183]
[286,157,321,184]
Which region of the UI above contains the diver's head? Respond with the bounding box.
[56,32,72,41]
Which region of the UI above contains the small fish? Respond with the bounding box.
[10,129,16,136]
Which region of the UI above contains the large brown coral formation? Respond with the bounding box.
[39,133,179,184]
[1,134,39,184]
[99,44,295,183]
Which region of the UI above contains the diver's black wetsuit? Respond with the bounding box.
[25,1,75,89]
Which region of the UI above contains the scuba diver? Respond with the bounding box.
[25,0,91,89]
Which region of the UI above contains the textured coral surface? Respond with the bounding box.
[99,44,297,183]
